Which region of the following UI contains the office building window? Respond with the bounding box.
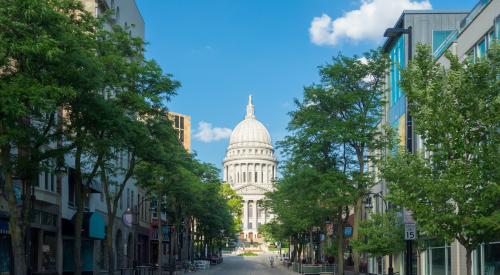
[496,15,500,40]
[432,30,453,53]
[390,35,405,106]
[426,243,451,275]
[255,172,258,183]
[477,38,487,59]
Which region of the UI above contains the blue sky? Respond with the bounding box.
[135,0,477,171]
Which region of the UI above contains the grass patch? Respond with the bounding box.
[237,252,258,256]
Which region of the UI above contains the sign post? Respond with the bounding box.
[404,223,416,275]
[404,223,416,240]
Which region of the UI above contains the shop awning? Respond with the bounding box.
[64,212,106,240]
[83,212,105,240]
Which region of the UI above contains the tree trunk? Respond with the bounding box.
[74,174,84,275]
[309,230,313,263]
[2,146,27,275]
[106,219,115,273]
[298,240,303,262]
[158,207,163,269]
[352,196,363,274]
[337,211,345,275]
[465,247,472,275]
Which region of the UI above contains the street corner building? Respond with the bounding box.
[222,96,278,243]
[368,0,500,275]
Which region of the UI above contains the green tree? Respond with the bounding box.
[220,183,243,234]
[351,211,405,256]
[271,49,389,273]
[382,45,500,275]
[0,1,100,274]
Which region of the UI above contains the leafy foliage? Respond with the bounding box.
[351,211,405,256]
[382,44,500,275]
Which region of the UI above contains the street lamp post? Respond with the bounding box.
[364,192,394,275]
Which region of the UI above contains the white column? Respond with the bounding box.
[246,163,249,183]
[253,200,258,233]
[264,164,268,184]
[243,200,248,230]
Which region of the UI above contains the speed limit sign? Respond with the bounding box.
[405,223,416,240]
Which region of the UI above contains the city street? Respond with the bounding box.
[203,254,293,275]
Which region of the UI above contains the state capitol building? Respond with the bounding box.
[223,96,278,242]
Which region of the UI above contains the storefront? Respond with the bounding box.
[473,242,500,275]
[135,225,150,266]
[29,205,59,274]
[424,242,452,275]
[62,212,105,274]
[0,218,11,275]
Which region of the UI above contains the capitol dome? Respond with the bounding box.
[229,96,272,147]
[223,95,277,242]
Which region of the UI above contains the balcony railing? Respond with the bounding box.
[433,30,458,58]
[459,0,492,31]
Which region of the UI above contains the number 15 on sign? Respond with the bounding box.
[405,223,416,240]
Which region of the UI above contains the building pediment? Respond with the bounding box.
[233,183,272,195]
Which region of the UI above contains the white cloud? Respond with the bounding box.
[309,0,431,46]
[194,121,232,143]
[358,56,369,65]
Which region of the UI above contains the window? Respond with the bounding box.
[432,30,453,53]
[426,242,451,275]
[496,15,500,40]
[127,189,130,209]
[68,168,75,207]
[131,190,134,209]
[243,172,246,182]
[477,38,487,59]
[488,30,495,46]
[180,116,184,129]
[261,172,263,183]
[50,172,55,192]
[44,171,49,190]
[174,116,179,128]
[115,6,120,21]
[248,223,252,229]
[255,172,258,183]
[390,35,405,106]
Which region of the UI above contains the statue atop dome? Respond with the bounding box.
[246,94,255,119]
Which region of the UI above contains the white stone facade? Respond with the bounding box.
[223,96,277,242]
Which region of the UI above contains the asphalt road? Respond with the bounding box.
[200,254,293,275]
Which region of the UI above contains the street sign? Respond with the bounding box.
[404,223,416,240]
